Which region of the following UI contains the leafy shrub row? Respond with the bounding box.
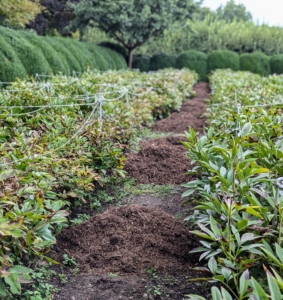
[134,49,283,80]
[0,27,126,83]
[184,69,283,299]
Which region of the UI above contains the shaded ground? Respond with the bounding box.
[44,82,209,300]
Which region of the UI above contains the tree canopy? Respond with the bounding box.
[215,0,252,23]
[69,0,197,68]
[0,0,42,27]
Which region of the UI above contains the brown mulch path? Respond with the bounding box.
[152,82,209,133]
[124,82,209,185]
[52,205,199,276]
[124,135,195,184]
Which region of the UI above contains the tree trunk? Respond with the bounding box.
[127,48,134,69]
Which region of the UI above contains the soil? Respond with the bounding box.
[43,83,210,300]
[124,135,196,185]
[152,82,209,134]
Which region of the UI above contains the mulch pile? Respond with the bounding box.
[124,83,210,185]
[53,205,199,275]
[152,82,209,133]
[125,135,195,184]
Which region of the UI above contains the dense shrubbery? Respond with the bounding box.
[132,55,150,72]
[176,50,208,81]
[0,27,52,76]
[0,36,27,83]
[270,54,283,75]
[207,50,239,74]
[98,41,128,60]
[240,52,270,76]
[185,69,283,299]
[137,17,283,56]
[0,26,126,82]
[149,52,176,71]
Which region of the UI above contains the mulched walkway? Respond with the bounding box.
[124,82,209,185]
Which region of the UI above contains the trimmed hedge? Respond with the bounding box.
[240,52,271,76]
[270,55,283,75]
[133,55,150,72]
[149,53,176,71]
[98,41,128,60]
[207,50,240,74]
[0,36,27,83]
[0,26,127,83]
[21,31,67,75]
[176,50,208,82]
[0,27,52,77]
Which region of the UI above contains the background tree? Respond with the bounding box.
[216,0,252,22]
[68,0,197,68]
[26,0,80,36]
[0,0,43,27]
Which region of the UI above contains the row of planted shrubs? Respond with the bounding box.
[0,27,126,83]
[133,50,283,81]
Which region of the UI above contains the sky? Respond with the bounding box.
[202,0,283,27]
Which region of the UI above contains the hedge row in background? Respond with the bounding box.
[0,26,126,83]
[134,49,281,81]
[176,50,208,82]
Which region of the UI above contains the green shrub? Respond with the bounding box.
[270,54,283,75]
[45,37,82,74]
[85,44,108,71]
[132,55,150,72]
[0,27,52,77]
[240,52,271,76]
[21,31,67,75]
[149,53,175,71]
[176,50,207,81]
[207,50,239,74]
[98,41,128,60]
[102,47,127,70]
[0,36,27,83]
[55,38,94,73]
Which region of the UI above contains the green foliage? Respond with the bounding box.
[215,0,252,22]
[149,53,176,71]
[137,17,283,57]
[69,0,197,67]
[84,43,109,71]
[132,55,150,72]
[176,50,207,81]
[207,50,239,74]
[0,27,52,77]
[270,54,283,75]
[0,36,27,83]
[55,37,93,72]
[240,52,270,76]
[52,37,82,73]
[98,41,128,60]
[102,47,127,70]
[0,0,42,27]
[184,69,283,299]
[21,31,67,75]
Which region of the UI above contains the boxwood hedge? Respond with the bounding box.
[207,50,240,74]
[270,54,283,75]
[240,52,271,76]
[176,50,208,81]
